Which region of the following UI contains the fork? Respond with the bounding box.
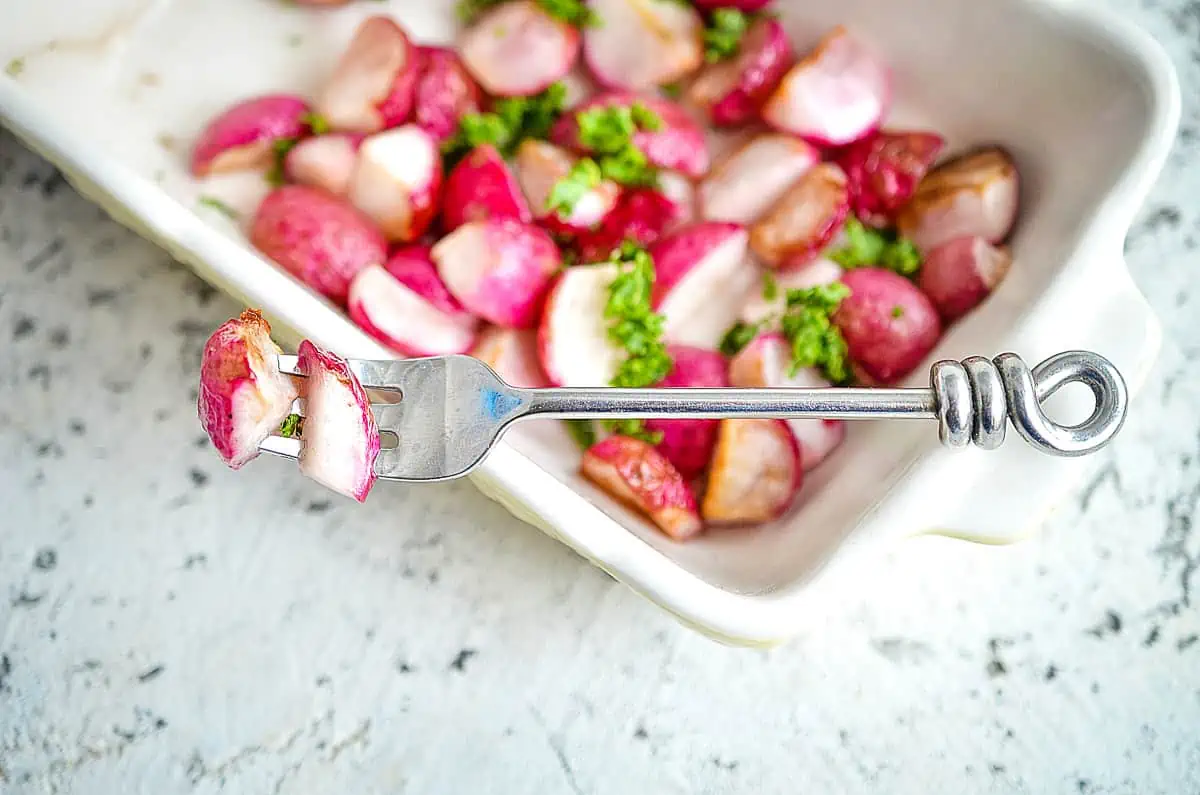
[257,349,1128,483]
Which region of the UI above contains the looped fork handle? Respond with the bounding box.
[931,351,1129,458]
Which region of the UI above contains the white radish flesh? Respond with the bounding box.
[700,134,820,225]
[347,264,478,357]
[471,327,549,388]
[283,134,363,196]
[459,0,580,97]
[583,0,703,91]
[537,262,625,386]
[348,125,442,242]
[896,147,1020,253]
[316,16,420,133]
[702,419,802,524]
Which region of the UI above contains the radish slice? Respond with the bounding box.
[918,236,1013,322]
[250,185,387,304]
[749,162,850,269]
[838,130,945,227]
[581,435,703,541]
[834,267,942,385]
[762,26,891,148]
[550,93,710,177]
[515,140,620,232]
[348,125,442,243]
[699,133,820,225]
[537,262,625,386]
[198,310,300,470]
[459,0,580,97]
[471,327,549,388]
[347,259,478,358]
[382,245,473,320]
[702,419,802,524]
[296,340,380,503]
[433,219,562,328]
[413,46,481,144]
[574,188,682,263]
[643,345,729,478]
[191,95,311,177]
[688,18,794,127]
[315,16,420,133]
[442,144,532,232]
[739,258,843,325]
[728,333,845,471]
[283,133,364,196]
[583,0,703,91]
[896,147,1020,253]
[650,222,758,348]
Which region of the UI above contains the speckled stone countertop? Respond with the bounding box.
[2,2,1199,792]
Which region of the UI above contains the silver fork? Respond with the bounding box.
[258,349,1128,483]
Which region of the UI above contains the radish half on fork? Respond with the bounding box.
[296,340,381,503]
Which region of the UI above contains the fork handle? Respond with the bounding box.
[514,351,1129,458]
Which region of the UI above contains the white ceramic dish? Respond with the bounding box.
[0,0,1179,645]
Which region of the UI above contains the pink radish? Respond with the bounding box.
[442,144,532,232]
[896,147,1020,253]
[551,93,710,178]
[472,327,550,388]
[581,435,703,540]
[348,125,442,243]
[918,236,1013,322]
[296,340,380,503]
[699,133,820,225]
[749,162,850,269]
[191,95,311,177]
[515,140,620,232]
[537,262,625,385]
[691,0,772,10]
[413,46,481,144]
[250,185,387,304]
[315,16,421,133]
[834,267,942,385]
[643,345,729,479]
[728,333,845,471]
[688,18,794,127]
[702,419,802,524]
[574,188,682,263]
[381,245,474,321]
[459,0,580,97]
[197,309,300,470]
[583,0,703,91]
[838,130,945,227]
[650,222,758,348]
[762,26,891,148]
[433,218,561,328]
[282,133,364,196]
[739,257,843,325]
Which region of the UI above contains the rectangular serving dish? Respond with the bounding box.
[0,0,1179,645]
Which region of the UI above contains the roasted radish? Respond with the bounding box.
[918,236,1013,321]
[699,133,820,225]
[315,16,420,133]
[896,147,1020,253]
[413,46,481,144]
[250,185,388,304]
[581,435,703,540]
[728,333,845,471]
[515,140,620,232]
[348,125,442,242]
[762,26,890,148]
[834,267,942,384]
[282,133,363,196]
[574,188,682,263]
[191,95,311,177]
[459,1,580,97]
[838,130,945,227]
[650,222,757,348]
[296,340,380,503]
[688,17,794,127]
[739,258,843,325]
[471,327,549,388]
[642,345,729,479]
[749,162,850,269]
[583,0,703,91]
[198,310,300,470]
[433,218,562,328]
[537,262,625,385]
[702,419,802,524]
[442,144,532,232]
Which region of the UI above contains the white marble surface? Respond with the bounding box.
[2,1,1200,791]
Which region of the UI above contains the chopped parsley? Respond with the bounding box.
[441,83,568,168]
[457,0,599,28]
[265,137,299,186]
[719,321,761,357]
[545,158,602,216]
[779,284,852,382]
[563,419,598,450]
[660,82,683,100]
[197,196,239,220]
[279,413,304,438]
[574,102,663,186]
[300,111,330,135]
[761,272,779,301]
[703,8,750,63]
[828,217,922,277]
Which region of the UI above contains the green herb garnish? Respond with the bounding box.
[603,418,663,445]
[660,82,683,100]
[573,102,662,187]
[718,321,761,357]
[265,137,299,186]
[457,0,598,28]
[762,272,779,301]
[779,284,852,382]
[279,413,304,438]
[441,83,568,168]
[197,196,239,220]
[546,158,602,216]
[563,419,598,450]
[828,217,922,277]
[703,8,750,63]
[300,111,330,135]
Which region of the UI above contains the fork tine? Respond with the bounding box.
[275,354,415,391]
[259,435,301,460]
